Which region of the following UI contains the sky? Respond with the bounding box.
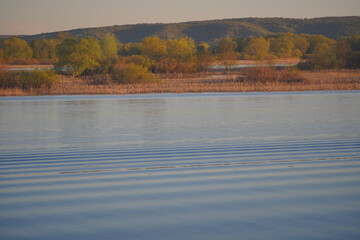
[0,0,359,35]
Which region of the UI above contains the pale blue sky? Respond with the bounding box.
[0,0,359,35]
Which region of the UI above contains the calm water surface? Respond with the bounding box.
[0,92,359,240]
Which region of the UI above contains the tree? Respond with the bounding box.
[347,35,360,68]
[56,37,103,76]
[0,49,3,64]
[299,42,338,70]
[243,37,270,60]
[196,42,214,72]
[119,43,142,56]
[100,33,119,61]
[305,35,336,54]
[216,38,239,72]
[293,34,309,56]
[0,36,33,60]
[141,36,167,62]
[31,39,58,63]
[269,34,295,58]
[160,37,196,74]
[336,38,352,68]
[166,37,195,62]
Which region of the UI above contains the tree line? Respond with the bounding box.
[1,33,359,78]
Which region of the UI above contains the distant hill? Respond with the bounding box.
[3,16,360,44]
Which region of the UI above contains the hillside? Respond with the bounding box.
[3,16,360,43]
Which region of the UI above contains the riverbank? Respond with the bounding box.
[1,64,53,70]
[0,69,359,96]
[1,58,300,70]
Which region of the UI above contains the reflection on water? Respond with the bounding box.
[0,92,360,240]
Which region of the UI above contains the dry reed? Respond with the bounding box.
[0,69,359,96]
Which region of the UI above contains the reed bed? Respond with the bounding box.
[0,69,359,96]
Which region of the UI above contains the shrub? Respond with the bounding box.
[242,67,304,84]
[111,63,159,84]
[19,69,59,89]
[0,71,20,89]
[121,55,153,70]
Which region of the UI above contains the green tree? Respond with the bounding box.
[100,33,119,61]
[161,37,196,74]
[166,37,195,61]
[31,39,58,63]
[0,36,33,60]
[269,34,295,58]
[141,36,167,62]
[243,37,270,60]
[299,42,338,70]
[305,35,336,54]
[56,37,103,76]
[293,34,309,56]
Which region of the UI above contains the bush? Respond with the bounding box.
[19,69,59,89]
[0,71,20,89]
[156,58,195,74]
[111,63,159,84]
[242,67,304,84]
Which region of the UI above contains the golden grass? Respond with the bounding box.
[0,69,359,96]
[2,64,53,69]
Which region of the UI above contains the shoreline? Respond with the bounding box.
[1,69,359,97]
[1,59,301,70]
[1,64,53,69]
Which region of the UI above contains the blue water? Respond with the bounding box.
[0,92,360,240]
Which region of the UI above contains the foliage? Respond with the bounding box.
[111,63,158,84]
[119,43,142,56]
[19,69,59,89]
[0,49,3,64]
[196,42,214,72]
[243,37,270,60]
[166,37,195,61]
[336,35,360,68]
[141,36,197,74]
[298,41,338,70]
[216,38,239,72]
[268,33,308,58]
[162,37,196,74]
[100,33,119,61]
[120,55,153,70]
[31,39,58,63]
[141,36,167,62]
[0,36,33,60]
[0,71,20,88]
[56,37,103,76]
[243,67,304,84]
[304,34,336,55]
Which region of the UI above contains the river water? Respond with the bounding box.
[0,92,360,240]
